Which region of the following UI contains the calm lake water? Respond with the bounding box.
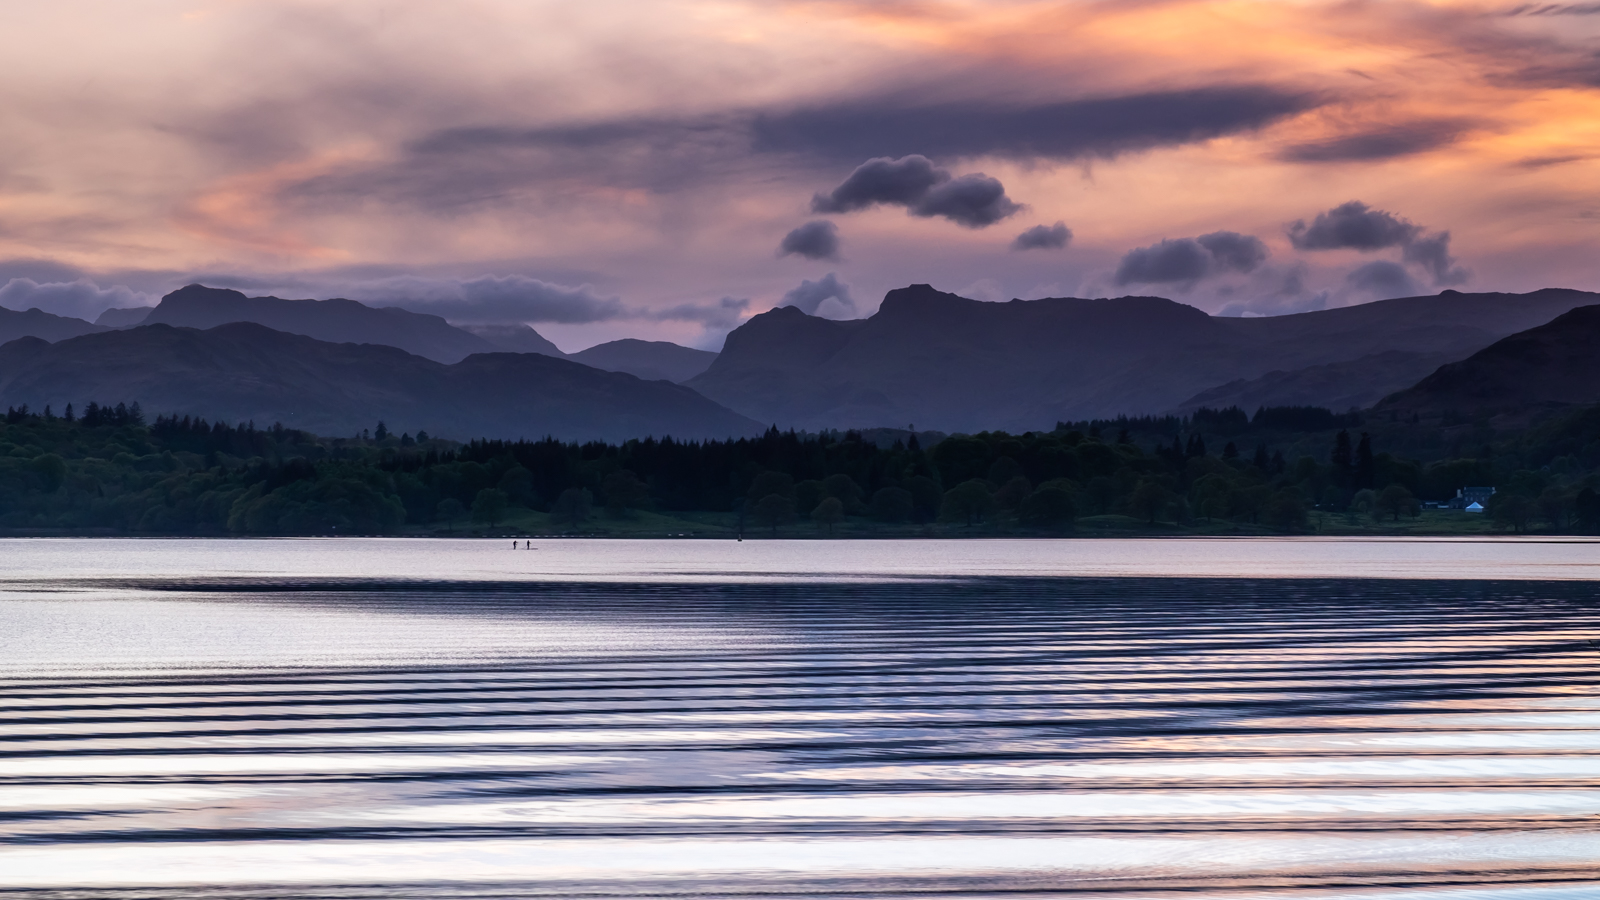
[1,537,1599,898]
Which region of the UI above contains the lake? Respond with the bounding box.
[1,537,1598,898]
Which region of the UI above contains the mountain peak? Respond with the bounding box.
[168,283,247,302]
[142,284,495,364]
[876,284,972,317]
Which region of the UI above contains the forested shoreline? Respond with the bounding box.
[1,400,1598,536]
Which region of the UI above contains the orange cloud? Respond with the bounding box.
[172,149,377,262]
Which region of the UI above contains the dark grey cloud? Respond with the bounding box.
[811,156,1021,228]
[910,173,1022,228]
[780,273,856,319]
[651,296,750,330]
[1114,239,1213,285]
[1011,222,1072,251]
[0,278,154,320]
[755,85,1323,163]
[778,220,841,260]
[1288,201,1467,287]
[811,156,947,213]
[278,84,1322,215]
[1288,201,1421,251]
[1345,260,1420,299]
[1195,231,1269,273]
[1278,119,1476,163]
[352,274,625,324]
[1114,231,1269,285]
[1401,232,1470,286]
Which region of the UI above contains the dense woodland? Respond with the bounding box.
[2,400,1600,535]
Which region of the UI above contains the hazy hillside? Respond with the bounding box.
[94,307,154,328]
[569,339,718,382]
[0,306,105,344]
[1376,304,1600,420]
[142,284,496,363]
[1174,351,1461,414]
[459,323,566,357]
[0,323,761,442]
[688,285,1600,431]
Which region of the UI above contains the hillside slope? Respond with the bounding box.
[1173,351,1461,414]
[569,339,718,382]
[1376,304,1600,420]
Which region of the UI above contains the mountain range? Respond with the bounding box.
[3,305,105,345]
[136,285,494,364]
[0,323,759,442]
[93,285,714,382]
[5,281,1600,440]
[687,285,1600,431]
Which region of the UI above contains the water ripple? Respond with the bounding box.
[0,546,1597,898]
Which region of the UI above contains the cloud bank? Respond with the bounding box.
[1114,231,1269,285]
[0,279,155,321]
[349,275,625,324]
[1289,201,1467,286]
[780,273,856,319]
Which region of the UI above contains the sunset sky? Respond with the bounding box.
[1,0,1597,349]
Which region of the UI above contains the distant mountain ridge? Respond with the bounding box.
[687,285,1600,431]
[568,339,717,383]
[0,305,105,344]
[108,285,716,381]
[141,284,499,364]
[0,323,760,442]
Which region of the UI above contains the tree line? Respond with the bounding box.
[0,402,1596,535]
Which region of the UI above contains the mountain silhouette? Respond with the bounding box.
[569,339,718,383]
[688,284,1600,431]
[1376,304,1600,420]
[0,322,760,442]
[0,305,106,344]
[141,284,497,363]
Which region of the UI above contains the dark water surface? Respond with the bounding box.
[1,538,1599,898]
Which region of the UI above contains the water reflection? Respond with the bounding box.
[0,539,1597,897]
